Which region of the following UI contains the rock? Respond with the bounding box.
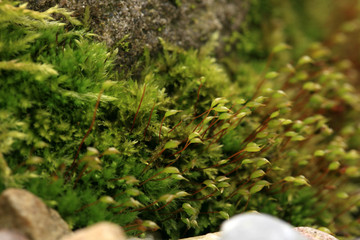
[180,232,221,240]
[60,222,126,240]
[0,188,70,240]
[220,213,306,240]
[0,230,29,240]
[295,227,339,240]
[22,0,248,69]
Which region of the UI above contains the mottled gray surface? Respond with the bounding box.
[24,0,248,69]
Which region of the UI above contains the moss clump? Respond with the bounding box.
[1,0,359,239]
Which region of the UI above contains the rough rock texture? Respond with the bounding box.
[295,227,339,240]
[23,0,248,69]
[60,222,126,240]
[0,230,30,240]
[0,188,70,240]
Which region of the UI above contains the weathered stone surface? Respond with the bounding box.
[0,188,70,240]
[0,230,29,240]
[23,0,248,69]
[60,222,126,240]
[295,227,339,240]
[220,213,306,240]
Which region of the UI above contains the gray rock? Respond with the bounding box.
[0,188,70,240]
[0,230,29,240]
[295,227,339,240]
[220,213,307,240]
[23,0,248,70]
[60,222,126,240]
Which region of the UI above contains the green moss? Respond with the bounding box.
[0,0,359,239]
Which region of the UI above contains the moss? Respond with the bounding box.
[1,0,360,239]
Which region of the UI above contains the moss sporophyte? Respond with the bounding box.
[0,0,359,239]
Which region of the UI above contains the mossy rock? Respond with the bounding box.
[23,0,248,70]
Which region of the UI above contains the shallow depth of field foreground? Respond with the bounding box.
[0,0,359,239]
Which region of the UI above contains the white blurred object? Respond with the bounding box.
[220,213,307,240]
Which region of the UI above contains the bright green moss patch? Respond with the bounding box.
[1,0,360,239]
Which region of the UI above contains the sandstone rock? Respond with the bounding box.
[295,227,339,240]
[0,188,70,240]
[220,213,306,240]
[23,0,248,69]
[60,222,126,240]
[0,230,29,240]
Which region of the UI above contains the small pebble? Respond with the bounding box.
[220,213,306,240]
